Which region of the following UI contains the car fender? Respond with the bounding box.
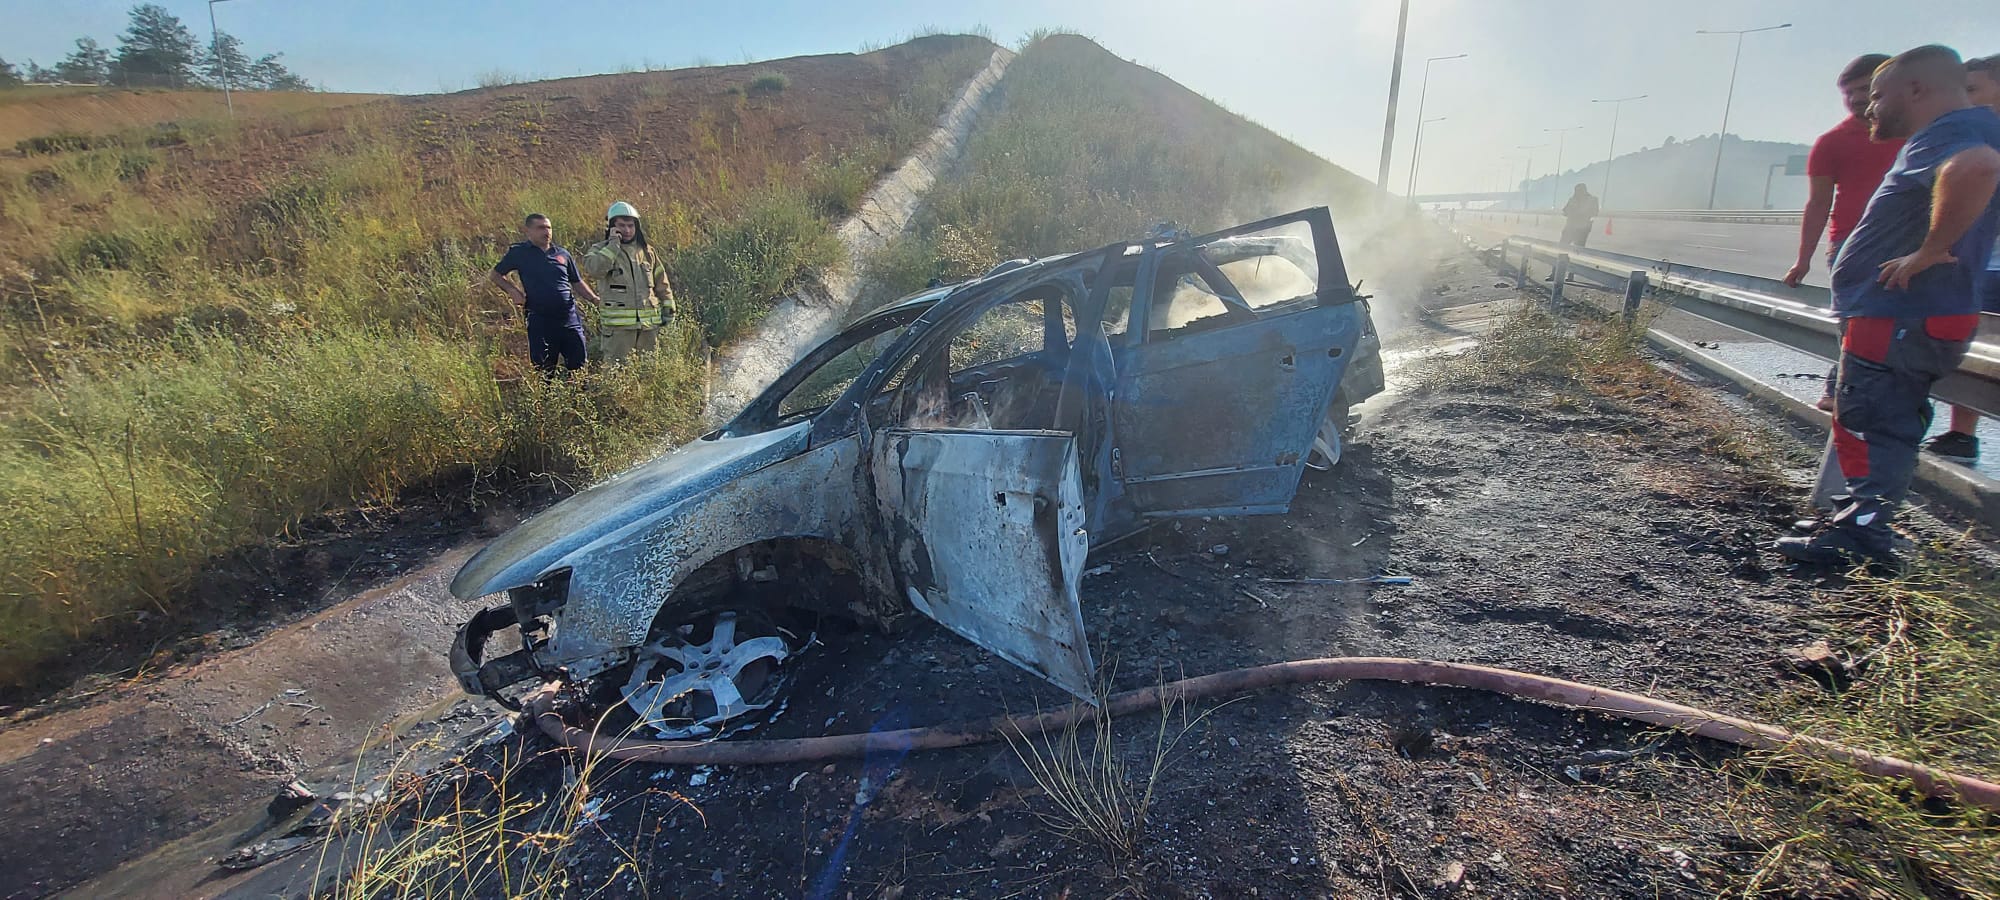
[541,434,884,671]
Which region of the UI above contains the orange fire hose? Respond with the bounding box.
[523,656,2000,812]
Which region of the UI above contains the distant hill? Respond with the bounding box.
[1521,132,1814,211]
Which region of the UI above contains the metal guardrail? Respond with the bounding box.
[1456,208,1805,225]
[1493,235,2000,421]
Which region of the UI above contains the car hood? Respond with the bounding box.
[450,422,813,600]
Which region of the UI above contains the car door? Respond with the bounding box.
[1110,207,1363,517]
[868,428,1095,701]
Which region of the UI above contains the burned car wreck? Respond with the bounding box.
[449,207,1385,737]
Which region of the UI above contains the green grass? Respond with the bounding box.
[0,38,999,687]
[859,32,1379,310]
[1735,561,2000,897]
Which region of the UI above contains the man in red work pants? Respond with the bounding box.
[1777,45,2000,568]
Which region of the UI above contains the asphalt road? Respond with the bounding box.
[1453,211,1825,288]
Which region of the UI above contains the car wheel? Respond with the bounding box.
[619,609,804,739]
[1304,398,1352,472]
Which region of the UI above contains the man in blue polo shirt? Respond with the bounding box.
[491,213,600,375]
[1778,45,2000,568]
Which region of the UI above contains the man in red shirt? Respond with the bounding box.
[1784,53,1905,412]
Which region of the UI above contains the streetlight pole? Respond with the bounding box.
[1697,23,1790,209]
[1543,125,1582,209]
[208,0,237,117]
[1591,94,1646,208]
[1516,144,1546,210]
[1405,52,1468,197]
[1409,115,1447,199]
[1375,0,1411,191]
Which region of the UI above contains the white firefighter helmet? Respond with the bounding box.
[606,201,641,222]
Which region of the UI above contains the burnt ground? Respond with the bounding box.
[347,254,1953,899]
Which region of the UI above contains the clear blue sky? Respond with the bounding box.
[6,0,1998,195]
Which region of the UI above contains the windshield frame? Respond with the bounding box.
[721,300,936,438]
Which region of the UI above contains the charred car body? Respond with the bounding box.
[450,208,1385,737]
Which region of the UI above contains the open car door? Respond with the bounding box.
[1111,207,1363,517]
[869,428,1096,701]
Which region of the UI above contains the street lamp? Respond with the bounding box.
[1543,125,1583,209]
[1591,94,1647,208]
[1375,0,1411,190]
[208,0,237,117]
[1409,115,1447,199]
[1405,52,1468,197]
[1516,144,1546,210]
[1697,23,1791,209]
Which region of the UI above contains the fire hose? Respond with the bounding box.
[523,656,2000,812]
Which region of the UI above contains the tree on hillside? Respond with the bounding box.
[204,31,312,91]
[54,38,111,85]
[204,30,251,87]
[0,58,20,88]
[250,53,312,91]
[110,3,203,88]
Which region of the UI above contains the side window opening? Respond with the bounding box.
[897,281,1077,432]
[1147,252,1240,336]
[1199,221,1322,311]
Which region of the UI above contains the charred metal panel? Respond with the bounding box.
[870,429,1095,701]
[451,423,815,602]
[1112,302,1360,514]
[548,435,874,670]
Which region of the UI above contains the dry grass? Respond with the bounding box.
[0,85,381,147]
[319,712,698,899]
[0,37,995,687]
[1002,672,1209,862]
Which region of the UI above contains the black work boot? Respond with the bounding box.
[1774,498,1901,570]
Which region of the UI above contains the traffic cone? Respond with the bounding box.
[1604,217,1615,236]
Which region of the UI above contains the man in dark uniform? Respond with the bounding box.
[491,213,600,375]
[1777,45,2000,568]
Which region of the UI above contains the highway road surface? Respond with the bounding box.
[1453,210,1826,289]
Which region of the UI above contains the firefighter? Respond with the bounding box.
[580,201,676,365]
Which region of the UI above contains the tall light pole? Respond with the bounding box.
[208,0,237,117]
[1516,144,1546,209]
[1409,116,1447,199]
[1591,94,1646,208]
[1543,125,1583,209]
[1405,52,1468,197]
[1375,0,1411,191]
[1697,23,1791,209]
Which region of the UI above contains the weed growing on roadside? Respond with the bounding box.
[1003,673,1207,861]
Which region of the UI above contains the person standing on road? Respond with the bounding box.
[1560,184,1599,247]
[580,201,676,366]
[491,213,599,376]
[1777,45,2000,568]
[1785,54,1904,412]
[1923,54,2000,462]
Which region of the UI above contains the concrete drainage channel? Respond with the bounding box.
[703,46,1015,425]
[9,49,1023,900]
[1466,230,2000,527]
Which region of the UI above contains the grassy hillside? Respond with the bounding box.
[866,32,1390,302]
[0,86,384,149]
[0,35,994,687]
